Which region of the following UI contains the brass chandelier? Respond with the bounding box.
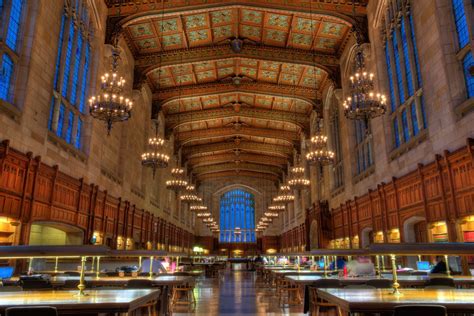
[180,184,200,203]
[89,35,132,135]
[196,211,211,218]
[166,167,188,192]
[343,1,386,128]
[273,184,294,205]
[268,204,285,211]
[306,117,335,165]
[288,162,310,190]
[141,121,169,177]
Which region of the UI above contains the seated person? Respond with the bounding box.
[430,256,452,274]
[346,256,375,277]
[141,257,167,274]
[329,257,347,270]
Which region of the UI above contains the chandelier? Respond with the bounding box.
[264,211,279,218]
[268,204,285,211]
[190,204,207,211]
[273,185,294,205]
[202,217,214,224]
[196,211,211,218]
[342,3,386,128]
[89,39,132,135]
[180,184,200,203]
[306,117,335,165]
[166,167,188,192]
[288,164,310,190]
[141,122,169,177]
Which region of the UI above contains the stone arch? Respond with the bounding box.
[29,221,84,246]
[403,215,427,243]
[309,220,319,250]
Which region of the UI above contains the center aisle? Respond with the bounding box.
[173,268,304,315]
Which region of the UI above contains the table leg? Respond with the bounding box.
[160,285,170,315]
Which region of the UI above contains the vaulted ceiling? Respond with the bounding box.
[106,0,367,186]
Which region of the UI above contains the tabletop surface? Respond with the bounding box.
[0,289,160,310]
[286,274,474,283]
[317,288,474,311]
[273,270,324,274]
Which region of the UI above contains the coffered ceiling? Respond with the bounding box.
[107,0,367,185]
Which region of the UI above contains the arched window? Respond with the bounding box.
[354,120,373,175]
[452,0,474,98]
[219,189,256,243]
[48,1,93,150]
[383,0,426,150]
[0,0,25,103]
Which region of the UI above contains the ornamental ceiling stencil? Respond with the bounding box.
[108,0,367,182]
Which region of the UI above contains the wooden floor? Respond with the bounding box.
[173,268,304,315]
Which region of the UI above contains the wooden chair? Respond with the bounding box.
[366,279,392,289]
[171,280,196,311]
[425,278,455,288]
[5,306,58,316]
[393,304,447,316]
[277,277,302,306]
[309,279,343,316]
[125,279,158,316]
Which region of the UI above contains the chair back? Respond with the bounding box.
[126,279,154,288]
[425,278,455,287]
[5,306,58,316]
[393,304,447,316]
[63,271,81,276]
[21,279,53,290]
[344,285,376,289]
[311,279,342,288]
[366,279,392,288]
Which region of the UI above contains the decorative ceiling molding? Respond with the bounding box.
[192,162,282,176]
[165,107,309,130]
[136,44,339,71]
[182,141,293,158]
[196,170,280,182]
[107,1,367,18]
[187,152,288,168]
[176,126,298,145]
[154,82,321,103]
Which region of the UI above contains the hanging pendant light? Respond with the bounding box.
[196,211,211,218]
[268,204,285,211]
[89,26,132,135]
[272,184,294,205]
[141,121,170,177]
[180,184,200,203]
[343,1,386,129]
[288,159,310,190]
[306,117,335,165]
[166,167,188,192]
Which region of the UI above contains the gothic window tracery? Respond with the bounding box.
[451,0,474,98]
[383,0,426,150]
[0,0,25,103]
[219,189,256,243]
[48,0,93,150]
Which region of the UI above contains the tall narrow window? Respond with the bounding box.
[452,0,474,98]
[49,2,93,150]
[329,103,344,190]
[0,0,25,103]
[219,189,255,243]
[354,120,373,175]
[383,1,426,151]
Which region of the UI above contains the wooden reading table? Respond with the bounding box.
[0,289,161,315]
[317,288,474,314]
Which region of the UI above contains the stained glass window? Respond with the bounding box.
[5,0,23,52]
[0,54,14,101]
[452,0,474,99]
[354,120,373,174]
[49,2,92,150]
[219,189,256,243]
[0,0,25,103]
[384,2,426,151]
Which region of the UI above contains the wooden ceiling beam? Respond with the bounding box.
[182,140,293,158]
[196,170,280,183]
[165,107,309,130]
[187,153,288,168]
[192,162,282,177]
[155,81,320,103]
[136,44,339,71]
[176,126,299,145]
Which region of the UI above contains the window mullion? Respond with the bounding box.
[67,19,79,102]
[387,33,401,108]
[0,0,12,41]
[395,23,409,100]
[403,10,419,91]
